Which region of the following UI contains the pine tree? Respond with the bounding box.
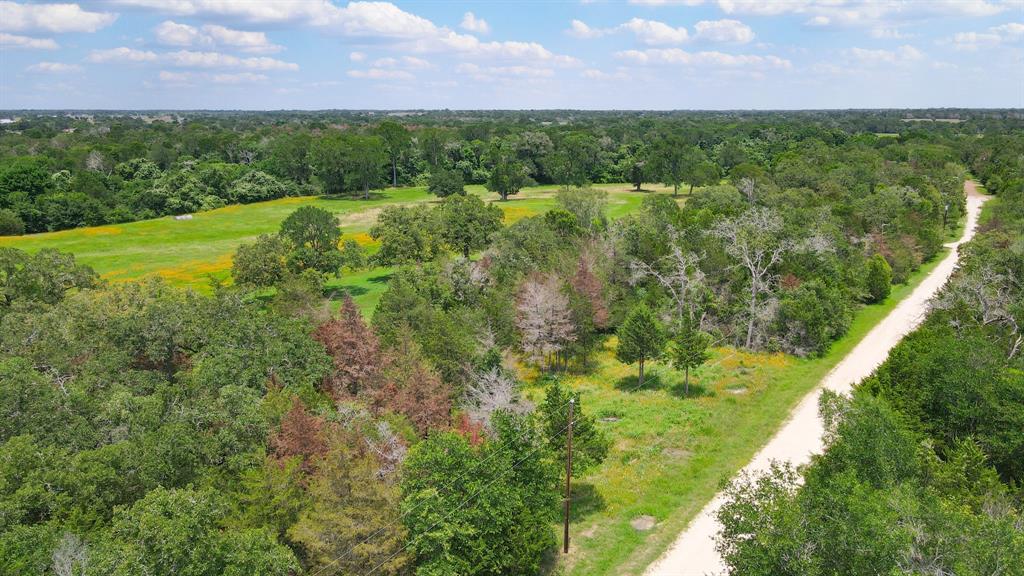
[615,304,666,387]
[312,294,381,398]
[670,322,711,397]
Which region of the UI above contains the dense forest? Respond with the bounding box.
[1,110,1022,575]
[716,132,1024,575]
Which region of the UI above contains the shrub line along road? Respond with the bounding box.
[643,180,989,576]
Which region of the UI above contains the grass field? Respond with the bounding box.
[0,182,673,313]
[535,250,951,576]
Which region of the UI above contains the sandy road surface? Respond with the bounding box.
[644,181,988,576]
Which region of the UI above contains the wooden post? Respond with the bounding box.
[563,398,575,554]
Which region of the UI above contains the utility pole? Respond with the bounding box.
[563,397,575,554]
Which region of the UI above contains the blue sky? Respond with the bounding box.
[1,0,1022,109]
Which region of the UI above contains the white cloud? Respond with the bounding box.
[154,20,282,53]
[569,17,754,45]
[154,20,203,46]
[581,68,630,81]
[844,44,924,65]
[620,18,689,45]
[0,32,58,49]
[0,1,117,33]
[26,61,82,73]
[456,62,555,80]
[203,24,281,53]
[373,55,432,69]
[616,47,792,68]
[460,12,490,34]
[348,68,415,80]
[158,70,192,83]
[212,72,269,83]
[87,47,159,63]
[693,19,754,43]
[165,50,299,70]
[628,0,705,5]
[717,0,1006,27]
[567,19,607,39]
[116,1,575,67]
[350,51,366,61]
[951,22,1024,50]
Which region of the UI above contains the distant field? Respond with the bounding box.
[0,182,675,312]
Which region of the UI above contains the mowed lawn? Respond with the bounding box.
[0,182,672,312]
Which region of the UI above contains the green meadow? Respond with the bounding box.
[0,182,670,313]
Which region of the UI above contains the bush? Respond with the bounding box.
[0,209,25,236]
[232,234,290,288]
[427,169,465,197]
[865,253,892,303]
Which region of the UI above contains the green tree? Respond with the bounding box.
[376,120,411,187]
[427,169,465,197]
[865,253,892,303]
[228,170,289,204]
[370,205,443,266]
[309,132,348,195]
[438,194,503,257]
[231,234,289,288]
[615,304,666,387]
[669,322,711,396]
[486,140,529,202]
[650,133,688,196]
[539,378,609,473]
[401,413,559,575]
[279,206,342,275]
[347,134,386,199]
[0,209,24,236]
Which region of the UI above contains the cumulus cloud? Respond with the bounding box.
[116,1,575,67]
[456,62,555,81]
[718,0,1006,27]
[569,17,754,45]
[348,68,415,80]
[844,44,924,65]
[164,50,299,70]
[373,55,433,69]
[0,1,117,33]
[212,72,269,83]
[620,18,689,45]
[951,22,1024,50]
[460,12,490,34]
[154,20,282,53]
[0,32,58,49]
[567,19,607,39]
[26,61,82,73]
[693,19,754,43]
[350,51,366,61]
[616,47,792,69]
[87,47,159,63]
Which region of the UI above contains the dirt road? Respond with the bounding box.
[644,181,988,576]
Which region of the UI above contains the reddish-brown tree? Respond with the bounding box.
[313,293,382,399]
[270,397,329,476]
[571,254,609,329]
[374,334,452,436]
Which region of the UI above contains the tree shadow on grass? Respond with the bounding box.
[614,373,664,392]
[367,273,392,284]
[324,285,369,299]
[569,482,605,522]
[668,381,715,399]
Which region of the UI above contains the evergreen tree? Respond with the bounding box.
[669,321,711,397]
[615,304,666,387]
[866,253,892,303]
